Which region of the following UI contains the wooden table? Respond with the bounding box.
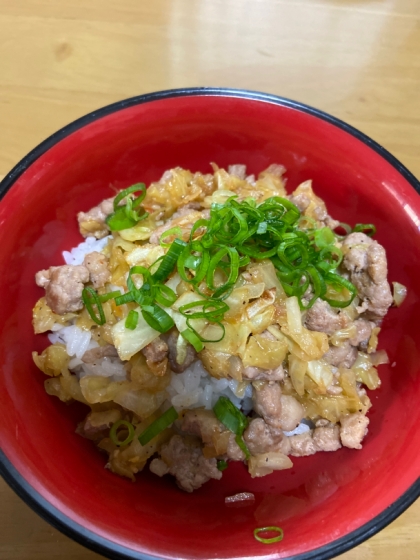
[0,1,419,558]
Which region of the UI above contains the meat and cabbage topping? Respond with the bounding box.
[32,163,404,492]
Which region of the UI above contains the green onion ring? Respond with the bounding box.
[82,287,106,325]
[109,420,135,447]
[141,304,174,333]
[180,328,204,352]
[138,407,178,446]
[253,526,284,544]
[159,227,183,248]
[353,223,376,237]
[125,309,139,330]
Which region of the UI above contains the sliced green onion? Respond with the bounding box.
[82,287,106,325]
[159,226,183,248]
[98,290,121,303]
[353,223,376,237]
[217,460,228,471]
[138,407,178,446]
[181,328,204,352]
[115,291,135,306]
[106,184,148,231]
[313,227,335,249]
[105,207,138,231]
[125,310,139,330]
[110,420,135,447]
[337,222,352,234]
[153,238,187,283]
[113,183,146,210]
[324,272,357,308]
[253,526,284,544]
[154,285,177,307]
[213,396,249,437]
[179,299,229,320]
[187,319,225,343]
[141,304,174,333]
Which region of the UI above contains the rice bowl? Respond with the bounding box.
[0,88,419,560]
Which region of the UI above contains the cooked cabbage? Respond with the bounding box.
[111,308,160,360]
[32,343,69,377]
[288,354,307,396]
[32,298,76,334]
[306,359,334,393]
[248,452,293,478]
[243,334,288,369]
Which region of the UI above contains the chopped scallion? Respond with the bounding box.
[125,310,139,330]
[253,526,284,544]
[109,420,135,447]
[82,287,106,325]
[138,407,178,446]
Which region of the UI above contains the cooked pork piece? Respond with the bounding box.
[323,342,358,368]
[159,435,222,492]
[77,197,114,239]
[141,337,169,376]
[35,264,89,315]
[342,232,393,321]
[166,330,197,373]
[82,344,119,363]
[340,412,369,449]
[83,251,111,289]
[304,299,348,335]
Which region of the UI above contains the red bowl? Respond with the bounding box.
[1,88,419,560]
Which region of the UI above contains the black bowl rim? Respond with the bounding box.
[0,86,419,560]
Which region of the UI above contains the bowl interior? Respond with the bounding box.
[1,92,420,560]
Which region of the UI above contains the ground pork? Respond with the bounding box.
[323,342,358,368]
[252,381,283,430]
[77,409,121,442]
[83,251,111,288]
[340,412,369,449]
[181,409,222,444]
[243,365,284,381]
[244,418,291,456]
[141,337,169,376]
[166,330,197,373]
[159,435,222,492]
[313,423,342,452]
[278,395,305,432]
[288,431,318,457]
[77,197,114,239]
[82,344,118,363]
[226,433,246,461]
[288,180,339,229]
[304,299,348,335]
[35,264,89,315]
[349,319,373,347]
[342,232,392,321]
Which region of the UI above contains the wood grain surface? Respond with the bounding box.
[0,1,419,559]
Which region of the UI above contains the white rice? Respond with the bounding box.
[49,324,95,359]
[167,360,253,413]
[51,323,253,411]
[62,236,111,265]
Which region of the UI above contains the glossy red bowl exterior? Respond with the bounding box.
[1,88,420,560]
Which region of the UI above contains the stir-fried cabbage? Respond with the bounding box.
[243,334,288,369]
[248,452,293,478]
[111,307,160,360]
[32,343,69,377]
